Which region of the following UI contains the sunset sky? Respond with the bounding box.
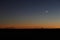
[0,0,60,28]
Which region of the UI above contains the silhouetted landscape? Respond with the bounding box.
[0,26,59,29]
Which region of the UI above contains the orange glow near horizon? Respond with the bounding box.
[0,23,60,29]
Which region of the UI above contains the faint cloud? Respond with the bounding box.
[45,10,48,13]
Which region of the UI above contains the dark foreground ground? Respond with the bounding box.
[0,27,60,37]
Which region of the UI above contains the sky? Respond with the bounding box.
[0,0,60,28]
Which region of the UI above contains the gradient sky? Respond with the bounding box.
[0,0,60,28]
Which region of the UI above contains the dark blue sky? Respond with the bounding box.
[0,0,60,26]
